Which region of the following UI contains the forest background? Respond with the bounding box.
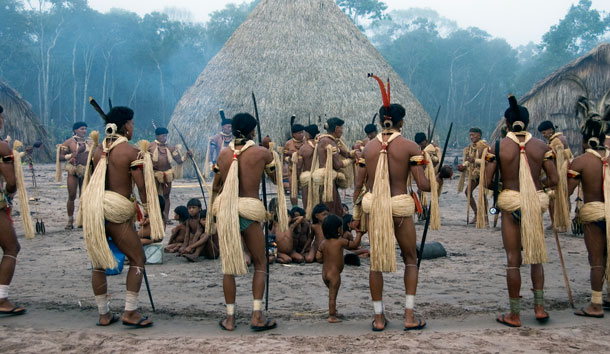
[1,0,608,145]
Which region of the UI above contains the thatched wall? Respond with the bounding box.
[491,42,610,152]
[169,0,431,157]
[0,80,52,161]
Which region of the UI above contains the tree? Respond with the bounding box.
[336,0,387,29]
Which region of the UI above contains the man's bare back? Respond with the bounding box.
[214,144,272,198]
[93,142,141,199]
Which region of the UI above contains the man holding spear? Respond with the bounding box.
[354,74,434,331]
[457,128,489,225]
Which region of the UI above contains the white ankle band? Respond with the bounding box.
[592,290,603,305]
[226,303,235,316]
[125,291,138,312]
[0,284,8,299]
[373,301,384,314]
[253,299,263,311]
[95,294,110,315]
[405,295,415,310]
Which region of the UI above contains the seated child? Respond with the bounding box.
[182,209,220,262]
[139,195,166,245]
[164,206,189,253]
[290,206,311,256]
[178,198,203,256]
[316,214,362,323]
[268,198,305,264]
[342,214,369,259]
[304,204,329,263]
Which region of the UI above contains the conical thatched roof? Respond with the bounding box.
[169,0,431,154]
[491,42,610,151]
[0,80,52,161]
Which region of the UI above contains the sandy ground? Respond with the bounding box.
[1,160,610,353]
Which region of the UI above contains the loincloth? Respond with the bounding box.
[497,189,549,214]
[299,171,311,187]
[103,191,136,224]
[361,192,415,217]
[579,202,605,227]
[65,163,87,178]
[213,197,267,228]
[311,168,347,188]
[154,169,174,185]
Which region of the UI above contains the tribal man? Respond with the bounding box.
[567,117,609,318]
[0,104,27,316]
[538,120,573,232]
[148,127,190,221]
[83,106,164,328]
[354,100,433,331]
[457,127,489,225]
[485,96,558,327]
[208,112,233,168]
[362,123,378,146]
[298,124,319,213]
[58,122,92,229]
[212,113,280,332]
[284,119,305,206]
[313,117,351,217]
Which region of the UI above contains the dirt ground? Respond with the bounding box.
[1,161,609,353]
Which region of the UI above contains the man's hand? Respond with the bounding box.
[77,143,87,154]
[186,150,193,158]
[293,216,304,225]
[262,136,271,149]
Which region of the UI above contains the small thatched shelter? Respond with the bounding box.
[0,80,52,161]
[169,0,431,154]
[491,42,610,151]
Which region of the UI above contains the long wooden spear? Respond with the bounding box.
[171,123,208,209]
[418,122,452,268]
[252,91,271,311]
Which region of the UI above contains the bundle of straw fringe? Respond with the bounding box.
[12,141,34,239]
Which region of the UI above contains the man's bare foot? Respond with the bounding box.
[250,310,277,331]
[534,305,550,322]
[0,298,26,316]
[574,304,604,318]
[496,313,521,327]
[371,314,386,331]
[219,315,236,331]
[96,312,119,326]
[121,310,153,328]
[65,223,74,230]
[404,309,426,330]
[468,217,477,224]
[328,315,342,323]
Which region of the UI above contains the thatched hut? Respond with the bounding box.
[0,80,52,161]
[491,42,610,151]
[169,0,431,154]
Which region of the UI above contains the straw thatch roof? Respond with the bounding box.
[491,42,610,151]
[169,0,431,155]
[0,80,52,161]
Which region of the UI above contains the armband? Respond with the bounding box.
[567,169,581,179]
[543,151,556,161]
[409,155,428,166]
[484,154,496,163]
[130,159,145,170]
[264,160,276,174]
[462,161,470,168]
[172,149,180,158]
[60,145,69,152]
[1,155,14,163]
[64,153,73,160]
[212,164,220,173]
[357,158,366,168]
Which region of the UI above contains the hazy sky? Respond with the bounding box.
[88,0,609,47]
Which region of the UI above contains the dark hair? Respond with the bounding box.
[364,124,377,134]
[322,214,342,239]
[200,209,207,219]
[155,127,169,135]
[187,198,202,208]
[581,117,606,149]
[105,106,134,134]
[342,213,353,232]
[0,105,3,114]
[304,124,319,138]
[291,124,305,134]
[469,127,482,135]
[231,113,257,138]
[504,96,529,132]
[379,104,405,129]
[537,120,555,133]
[290,206,305,217]
[268,197,279,222]
[158,195,166,220]
[174,206,189,223]
[414,132,427,144]
[72,122,87,131]
[325,117,344,133]
[312,203,329,224]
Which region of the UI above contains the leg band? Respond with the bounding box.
[533,289,544,306]
[226,303,235,316]
[406,264,418,268]
[506,267,520,270]
[373,301,384,315]
[509,298,520,314]
[253,299,263,311]
[125,291,138,312]
[0,284,8,299]
[95,294,110,315]
[405,295,415,310]
[2,255,17,261]
[591,290,603,305]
